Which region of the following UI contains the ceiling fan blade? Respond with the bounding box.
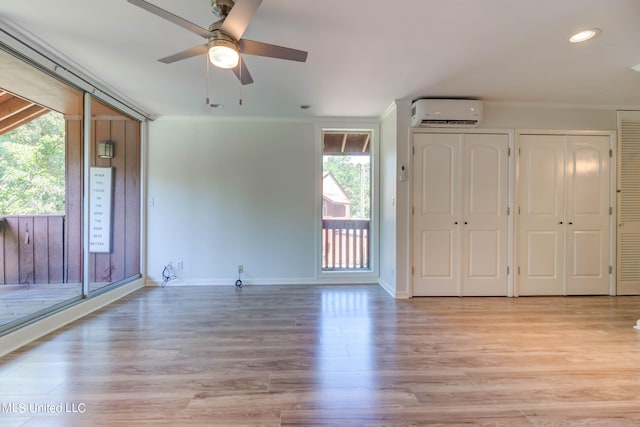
[232,58,254,85]
[220,0,263,41]
[159,45,208,64]
[127,0,214,39]
[239,39,308,62]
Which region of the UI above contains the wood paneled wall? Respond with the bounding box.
[64,112,141,286]
[65,117,83,283]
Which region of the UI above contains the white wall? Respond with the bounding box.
[482,103,617,130]
[379,105,397,295]
[146,117,379,286]
[147,118,317,285]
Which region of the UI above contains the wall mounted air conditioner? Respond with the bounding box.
[411,99,483,128]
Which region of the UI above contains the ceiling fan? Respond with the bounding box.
[127,0,308,85]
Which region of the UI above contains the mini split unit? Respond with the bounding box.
[411,99,483,128]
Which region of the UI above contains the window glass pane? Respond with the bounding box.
[321,131,371,271]
[88,98,141,294]
[0,47,84,329]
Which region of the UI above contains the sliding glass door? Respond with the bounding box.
[0,47,84,329]
[0,45,142,333]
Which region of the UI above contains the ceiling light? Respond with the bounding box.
[208,38,239,69]
[569,28,600,43]
[632,64,640,73]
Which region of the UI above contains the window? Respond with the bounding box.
[321,130,372,271]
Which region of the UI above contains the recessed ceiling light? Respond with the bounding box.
[569,28,600,43]
[632,64,640,73]
[300,105,311,110]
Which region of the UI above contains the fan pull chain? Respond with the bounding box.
[205,54,211,105]
[238,56,243,106]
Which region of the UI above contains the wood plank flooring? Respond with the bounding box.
[1,284,640,426]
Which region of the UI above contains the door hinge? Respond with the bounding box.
[412,146,415,155]
[412,206,415,215]
[609,265,613,274]
[609,206,613,215]
[507,206,511,216]
[508,147,511,156]
[507,266,510,275]
[518,206,521,215]
[609,149,613,158]
[412,266,415,275]
[518,266,521,275]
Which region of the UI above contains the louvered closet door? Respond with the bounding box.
[618,114,640,295]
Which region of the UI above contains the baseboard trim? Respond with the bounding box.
[0,279,144,358]
[378,278,395,297]
[146,277,380,286]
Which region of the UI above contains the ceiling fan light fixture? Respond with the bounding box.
[208,38,239,69]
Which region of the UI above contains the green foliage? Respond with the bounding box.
[0,112,65,215]
[323,155,370,219]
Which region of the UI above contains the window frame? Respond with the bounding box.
[315,122,380,283]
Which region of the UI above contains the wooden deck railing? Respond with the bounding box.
[0,215,65,285]
[322,219,370,270]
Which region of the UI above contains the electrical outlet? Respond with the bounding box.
[238,264,244,274]
[177,261,184,270]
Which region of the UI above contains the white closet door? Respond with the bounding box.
[518,134,611,296]
[412,132,508,297]
[462,134,509,296]
[413,133,462,296]
[564,136,610,295]
[518,135,565,295]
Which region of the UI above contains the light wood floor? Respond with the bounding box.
[1,285,640,426]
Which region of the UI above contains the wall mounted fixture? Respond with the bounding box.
[97,140,115,158]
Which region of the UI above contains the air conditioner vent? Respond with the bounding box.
[411,99,483,128]
[421,119,479,126]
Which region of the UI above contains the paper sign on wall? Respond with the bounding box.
[89,167,114,253]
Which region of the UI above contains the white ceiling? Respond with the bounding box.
[0,0,639,119]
